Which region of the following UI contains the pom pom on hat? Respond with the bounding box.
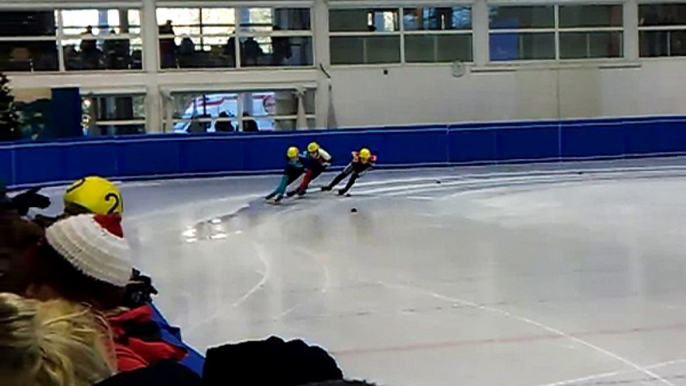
[45,214,132,287]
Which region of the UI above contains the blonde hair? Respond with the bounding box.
[0,293,116,386]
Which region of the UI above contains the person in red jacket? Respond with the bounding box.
[109,304,187,371]
[24,213,186,372]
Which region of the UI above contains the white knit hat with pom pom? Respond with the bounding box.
[45,214,132,287]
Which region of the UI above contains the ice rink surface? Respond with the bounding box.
[84,158,686,386]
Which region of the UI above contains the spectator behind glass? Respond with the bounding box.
[271,26,292,66]
[0,293,115,386]
[242,37,263,66]
[159,20,177,68]
[80,26,102,70]
[215,112,235,132]
[242,112,259,132]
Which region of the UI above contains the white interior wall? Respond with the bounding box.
[329,59,686,127]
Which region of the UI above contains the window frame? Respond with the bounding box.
[81,91,147,136]
[487,3,625,63]
[329,5,474,66]
[167,87,316,133]
[0,7,144,73]
[156,6,315,71]
[637,2,686,58]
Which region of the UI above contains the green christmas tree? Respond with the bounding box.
[0,72,21,141]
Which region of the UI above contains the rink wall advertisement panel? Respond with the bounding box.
[3,116,686,188]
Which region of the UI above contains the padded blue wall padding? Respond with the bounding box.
[3,117,686,189]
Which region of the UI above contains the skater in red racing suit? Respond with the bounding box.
[288,142,332,197]
[322,148,376,195]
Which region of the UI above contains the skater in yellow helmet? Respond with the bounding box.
[265,147,307,204]
[287,142,332,198]
[31,176,123,229]
[63,176,123,215]
[322,148,377,195]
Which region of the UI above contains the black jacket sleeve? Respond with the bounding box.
[203,336,343,386]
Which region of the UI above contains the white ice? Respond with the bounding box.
[51,158,686,386]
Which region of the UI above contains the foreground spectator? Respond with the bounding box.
[0,293,115,386]
[203,336,343,386]
[95,360,200,386]
[0,185,48,294]
[304,382,379,386]
[25,214,186,372]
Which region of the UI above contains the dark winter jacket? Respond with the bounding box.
[203,336,343,386]
[95,360,201,386]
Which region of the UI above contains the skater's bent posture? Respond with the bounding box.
[266,147,306,203]
[288,142,332,197]
[322,148,376,195]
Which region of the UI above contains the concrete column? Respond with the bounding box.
[314,0,331,129]
[142,0,162,133]
[624,0,639,61]
[473,0,490,67]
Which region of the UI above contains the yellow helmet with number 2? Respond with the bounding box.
[287,147,299,159]
[63,176,123,215]
[307,142,320,153]
[359,148,371,160]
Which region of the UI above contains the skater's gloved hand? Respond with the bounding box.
[122,269,159,308]
[11,187,51,216]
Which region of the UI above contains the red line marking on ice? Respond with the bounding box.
[332,322,686,357]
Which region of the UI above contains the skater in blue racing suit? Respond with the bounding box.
[265,147,307,203]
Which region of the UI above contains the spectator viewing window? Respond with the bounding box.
[0,9,142,73]
[639,3,686,57]
[170,89,315,132]
[82,93,146,136]
[489,4,622,61]
[330,7,473,65]
[156,7,313,69]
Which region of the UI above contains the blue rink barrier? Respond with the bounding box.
[2,116,686,189]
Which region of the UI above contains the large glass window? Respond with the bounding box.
[639,4,686,57]
[61,9,142,71]
[329,8,400,65]
[489,6,555,61]
[0,11,59,72]
[157,7,313,69]
[0,9,142,73]
[82,93,146,136]
[403,7,473,63]
[170,89,315,132]
[330,7,472,65]
[558,5,622,59]
[489,4,622,62]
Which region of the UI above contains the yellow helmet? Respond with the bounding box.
[307,142,320,153]
[63,176,123,215]
[287,147,299,159]
[359,148,371,160]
